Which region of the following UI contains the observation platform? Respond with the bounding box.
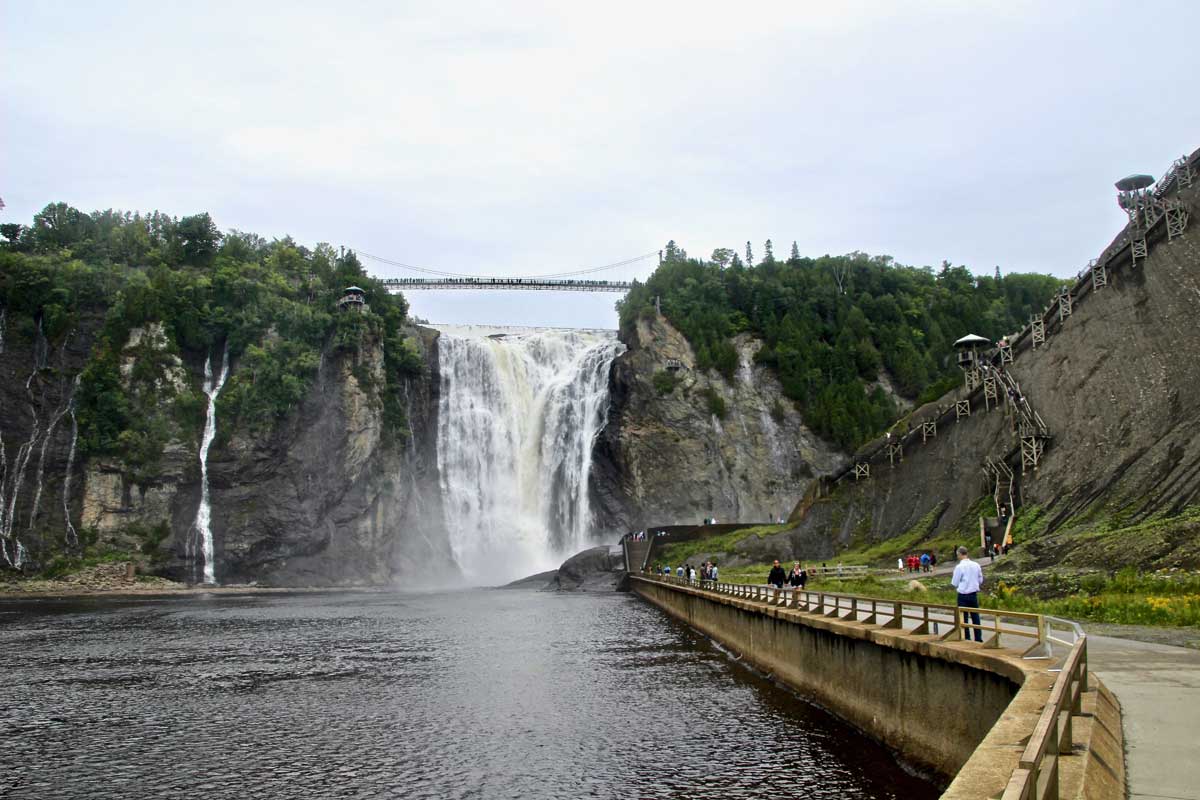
[379,277,633,293]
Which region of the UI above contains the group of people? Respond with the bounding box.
[766,560,809,589]
[983,532,1010,558]
[654,561,719,582]
[901,552,937,573]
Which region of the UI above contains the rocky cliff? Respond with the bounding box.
[777,148,1200,570]
[0,310,99,568]
[0,309,454,585]
[590,313,846,534]
[199,325,454,586]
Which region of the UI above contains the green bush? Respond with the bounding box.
[651,370,680,396]
[704,387,727,419]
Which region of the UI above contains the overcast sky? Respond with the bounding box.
[3,1,1197,328]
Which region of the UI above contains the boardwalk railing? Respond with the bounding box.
[635,572,1089,800]
[1002,616,1088,800]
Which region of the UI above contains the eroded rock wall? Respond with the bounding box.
[590,314,846,534]
[0,311,99,566]
[1,308,452,585]
[187,325,453,586]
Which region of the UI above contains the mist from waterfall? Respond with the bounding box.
[190,342,230,584]
[434,326,623,584]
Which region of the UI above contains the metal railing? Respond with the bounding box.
[634,572,1089,800]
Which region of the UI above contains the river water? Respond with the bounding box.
[0,590,936,800]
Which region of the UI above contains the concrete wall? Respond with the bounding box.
[631,577,1024,782]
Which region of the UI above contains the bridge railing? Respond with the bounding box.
[633,572,1089,800]
[378,277,634,292]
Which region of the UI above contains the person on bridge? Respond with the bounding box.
[951,546,985,643]
[767,560,787,589]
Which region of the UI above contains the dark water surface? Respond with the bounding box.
[0,589,937,799]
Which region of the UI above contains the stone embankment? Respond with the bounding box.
[631,575,1123,799]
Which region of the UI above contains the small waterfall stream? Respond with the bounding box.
[62,385,80,547]
[190,343,230,584]
[435,326,622,582]
[1,320,48,567]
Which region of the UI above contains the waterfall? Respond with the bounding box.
[435,326,623,583]
[62,384,80,547]
[0,324,46,566]
[190,342,230,584]
[26,391,72,532]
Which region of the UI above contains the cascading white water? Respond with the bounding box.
[435,326,623,583]
[62,387,80,547]
[1,320,48,566]
[191,343,230,584]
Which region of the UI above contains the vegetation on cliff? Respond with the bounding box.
[619,243,1061,448]
[0,203,423,479]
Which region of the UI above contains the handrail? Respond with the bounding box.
[1001,633,1088,800]
[634,572,1090,800]
[637,572,1048,651]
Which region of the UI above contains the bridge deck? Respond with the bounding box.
[379,278,632,292]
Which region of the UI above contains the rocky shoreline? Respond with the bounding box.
[0,561,401,598]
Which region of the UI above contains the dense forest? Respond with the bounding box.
[0,203,421,480]
[618,241,1062,449]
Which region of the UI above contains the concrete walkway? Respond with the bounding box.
[1086,632,1200,800]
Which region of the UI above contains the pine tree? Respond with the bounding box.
[764,239,775,263]
[790,241,800,261]
[745,241,754,268]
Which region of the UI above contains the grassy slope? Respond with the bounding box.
[654,525,786,567]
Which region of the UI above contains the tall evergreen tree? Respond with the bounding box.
[764,239,775,263]
[790,241,800,261]
[745,241,753,268]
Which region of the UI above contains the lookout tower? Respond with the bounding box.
[954,333,991,391]
[1115,173,1155,266]
[337,286,368,313]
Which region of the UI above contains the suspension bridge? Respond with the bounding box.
[358,250,652,294]
[378,277,632,292]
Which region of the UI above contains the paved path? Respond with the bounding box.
[1086,632,1200,800]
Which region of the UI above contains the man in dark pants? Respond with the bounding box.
[767,560,787,589]
[950,545,984,642]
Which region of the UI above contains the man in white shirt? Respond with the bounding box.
[950,546,985,642]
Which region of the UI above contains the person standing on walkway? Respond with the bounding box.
[788,563,804,588]
[950,546,984,643]
[767,560,787,589]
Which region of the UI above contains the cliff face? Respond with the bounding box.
[0,310,453,585]
[0,311,99,567]
[782,151,1200,569]
[590,314,846,534]
[199,325,453,586]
